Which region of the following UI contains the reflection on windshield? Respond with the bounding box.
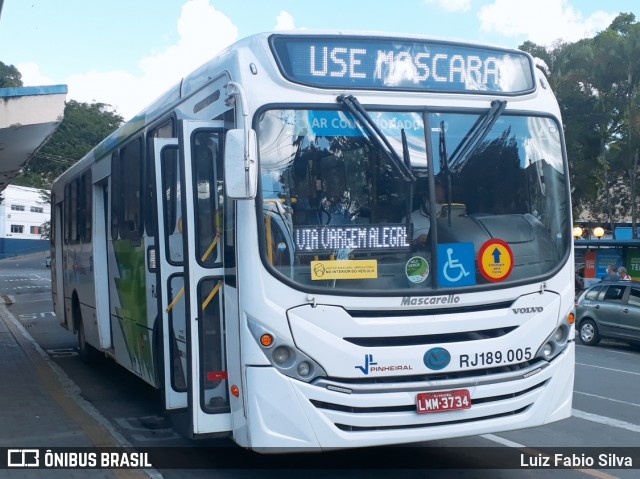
[258,108,570,294]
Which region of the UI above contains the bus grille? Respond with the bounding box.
[309,379,546,432]
[333,406,531,432]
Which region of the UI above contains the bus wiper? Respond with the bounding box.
[448,100,507,172]
[337,95,416,183]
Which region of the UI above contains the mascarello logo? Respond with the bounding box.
[423,347,451,370]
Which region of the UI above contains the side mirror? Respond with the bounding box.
[224,129,257,199]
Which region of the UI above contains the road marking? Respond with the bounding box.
[576,362,640,376]
[576,343,640,357]
[575,390,640,408]
[572,408,640,433]
[46,348,78,358]
[480,433,523,447]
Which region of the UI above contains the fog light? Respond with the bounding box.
[297,361,312,377]
[272,346,292,365]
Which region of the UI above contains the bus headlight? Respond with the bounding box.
[272,346,293,366]
[535,318,572,362]
[248,318,326,382]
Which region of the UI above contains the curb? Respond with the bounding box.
[0,304,164,479]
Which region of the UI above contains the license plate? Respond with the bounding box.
[416,389,472,414]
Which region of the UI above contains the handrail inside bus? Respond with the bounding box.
[201,233,220,263]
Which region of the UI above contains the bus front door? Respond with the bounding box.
[154,138,188,410]
[179,120,232,436]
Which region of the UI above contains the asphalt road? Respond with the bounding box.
[2,251,640,478]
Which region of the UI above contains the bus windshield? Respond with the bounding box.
[257,107,570,293]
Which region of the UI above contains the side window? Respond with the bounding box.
[192,130,224,268]
[69,179,78,243]
[64,184,71,244]
[161,146,183,264]
[628,288,640,308]
[147,117,176,236]
[585,286,601,301]
[64,173,92,244]
[119,138,143,240]
[601,286,625,302]
[111,152,120,240]
[215,109,236,274]
[80,172,92,243]
[51,192,56,246]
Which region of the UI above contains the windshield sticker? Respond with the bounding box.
[437,243,476,287]
[311,259,378,280]
[478,239,514,282]
[406,256,429,284]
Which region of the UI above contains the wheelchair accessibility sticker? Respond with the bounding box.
[437,243,476,287]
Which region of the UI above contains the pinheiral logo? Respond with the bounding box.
[423,347,451,370]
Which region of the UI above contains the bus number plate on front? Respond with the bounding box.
[416,389,471,414]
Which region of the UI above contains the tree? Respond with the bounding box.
[13,100,124,189]
[0,61,23,87]
[38,190,51,240]
[520,13,640,236]
[520,39,606,221]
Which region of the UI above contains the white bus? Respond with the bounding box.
[51,31,575,451]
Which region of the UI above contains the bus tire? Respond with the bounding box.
[76,308,98,363]
[152,318,165,391]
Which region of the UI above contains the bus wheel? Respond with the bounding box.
[77,315,97,363]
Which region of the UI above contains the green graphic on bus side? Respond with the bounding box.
[113,240,154,380]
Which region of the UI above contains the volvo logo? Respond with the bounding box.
[512,307,544,314]
[423,347,451,370]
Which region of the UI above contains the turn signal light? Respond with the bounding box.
[260,334,274,347]
[231,385,240,397]
[567,312,575,325]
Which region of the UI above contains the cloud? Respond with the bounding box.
[52,0,239,120]
[65,70,141,116]
[424,0,471,13]
[478,0,616,45]
[275,10,295,31]
[16,62,55,86]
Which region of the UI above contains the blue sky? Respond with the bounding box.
[1,0,639,120]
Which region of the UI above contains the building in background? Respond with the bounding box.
[0,184,49,258]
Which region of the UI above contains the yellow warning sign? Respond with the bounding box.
[311,260,378,280]
[478,239,514,282]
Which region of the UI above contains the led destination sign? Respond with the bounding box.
[270,35,535,94]
[295,224,410,253]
